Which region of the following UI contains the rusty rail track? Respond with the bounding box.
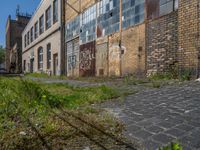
[52,109,137,150]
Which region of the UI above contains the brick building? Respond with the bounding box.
[5,13,31,73]
[22,0,64,75]
[22,0,200,78]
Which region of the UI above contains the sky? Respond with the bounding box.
[0,0,41,47]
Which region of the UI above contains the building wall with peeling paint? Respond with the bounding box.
[108,24,146,76]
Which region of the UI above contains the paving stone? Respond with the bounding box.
[152,133,175,145]
[145,125,164,134]
[157,121,175,129]
[165,128,186,138]
[126,124,141,133]
[100,81,200,149]
[176,124,194,132]
[143,140,162,150]
[132,130,153,140]
[180,136,200,149]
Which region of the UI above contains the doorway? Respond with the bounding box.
[53,53,58,75]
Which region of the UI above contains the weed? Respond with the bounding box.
[159,142,182,150]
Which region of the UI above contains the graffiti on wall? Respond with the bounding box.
[80,41,96,76]
[68,55,76,70]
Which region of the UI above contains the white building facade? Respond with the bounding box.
[22,0,62,75]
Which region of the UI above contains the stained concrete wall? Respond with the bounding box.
[108,23,146,76]
[96,37,109,76]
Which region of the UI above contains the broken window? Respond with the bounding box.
[146,0,160,20]
[97,0,120,37]
[80,4,96,44]
[122,0,145,29]
[66,16,80,41]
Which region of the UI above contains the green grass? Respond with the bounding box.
[0,77,123,149]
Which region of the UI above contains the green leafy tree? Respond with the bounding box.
[0,45,5,64]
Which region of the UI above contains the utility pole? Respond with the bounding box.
[119,0,122,77]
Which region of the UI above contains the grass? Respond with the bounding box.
[0,77,127,149]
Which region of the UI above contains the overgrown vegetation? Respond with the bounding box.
[0,77,125,149]
[159,142,182,150]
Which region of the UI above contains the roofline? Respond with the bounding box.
[22,0,45,34]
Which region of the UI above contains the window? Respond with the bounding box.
[27,31,30,45]
[46,6,52,30]
[30,27,34,42]
[66,16,80,41]
[38,47,43,70]
[53,0,58,23]
[35,21,39,39]
[80,5,96,44]
[39,15,44,34]
[160,0,178,16]
[47,43,51,69]
[24,34,27,48]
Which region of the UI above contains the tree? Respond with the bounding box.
[0,45,5,64]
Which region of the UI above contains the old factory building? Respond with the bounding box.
[5,10,31,73]
[22,0,200,78]
[22,0,63,75]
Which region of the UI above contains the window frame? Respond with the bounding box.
[46,6,52,30]
[53,0,58,24]
[34,21,39,39]
[30,27,34,43]
[39,14,44,35]
[24,34,27,48]
[38,47,43,70]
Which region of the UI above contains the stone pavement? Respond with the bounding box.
[101,81,200,150]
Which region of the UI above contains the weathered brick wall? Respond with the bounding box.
[108,23,146,76]
[178,0,200,76]
[146,11,178,76]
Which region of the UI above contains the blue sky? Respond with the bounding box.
[0,0,41,47]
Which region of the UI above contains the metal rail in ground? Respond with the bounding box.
[52,110,137,150]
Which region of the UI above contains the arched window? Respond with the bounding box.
[47,43,51,69]
[38,47,43,70]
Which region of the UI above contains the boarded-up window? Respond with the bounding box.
[146,0,160,20]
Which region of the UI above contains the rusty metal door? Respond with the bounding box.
[79,41,96,77]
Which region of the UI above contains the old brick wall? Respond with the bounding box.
[178,0,200,76]
[108,24,146,76]
[146,11,178,76]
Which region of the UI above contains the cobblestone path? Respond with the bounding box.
[102,81,200,150]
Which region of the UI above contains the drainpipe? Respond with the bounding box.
[60,0,66,75]
[119,0,122,77]
[196,0,200,78]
